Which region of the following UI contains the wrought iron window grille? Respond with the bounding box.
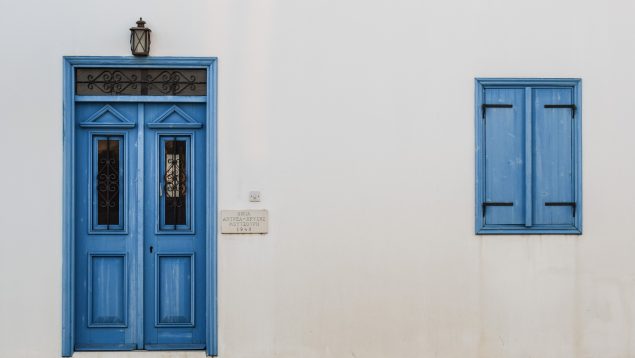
[76,68,207,96]
[97,138,120,227]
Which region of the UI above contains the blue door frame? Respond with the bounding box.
[62,56,218,356]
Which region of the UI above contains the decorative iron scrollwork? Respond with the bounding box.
[76,68,207,96]
[146,70,199,95]
[86,70,139,94]
[97,138,120,226]
[164,140,187,226]
[165,153,186,199]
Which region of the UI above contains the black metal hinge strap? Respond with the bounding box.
[482,202,513,217]
[545,202,577,217]
[482,104,513,118]
[544,104,577,119]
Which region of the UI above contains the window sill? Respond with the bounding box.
[477,226,582,235]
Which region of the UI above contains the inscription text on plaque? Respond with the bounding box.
[221,210,268,234]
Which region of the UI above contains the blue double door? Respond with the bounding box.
[74,101,207,350]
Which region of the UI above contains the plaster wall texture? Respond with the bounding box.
[1,0,634,357]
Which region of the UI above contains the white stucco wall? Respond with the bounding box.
[1,0,635,357]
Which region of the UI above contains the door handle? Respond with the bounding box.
[149,246,153,253]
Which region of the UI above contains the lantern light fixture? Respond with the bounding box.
[130,18,151,56]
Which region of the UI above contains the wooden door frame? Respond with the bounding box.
[62,56,218,356]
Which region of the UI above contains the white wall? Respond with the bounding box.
[2,0,635,357]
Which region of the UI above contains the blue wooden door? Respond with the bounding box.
[143,103,206,349]
[75,102,139,350]
[74,102,206,351]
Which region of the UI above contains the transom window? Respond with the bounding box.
[76,68,207,96]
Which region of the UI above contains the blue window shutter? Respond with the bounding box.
[532,88,575,225]
[483,88,526,225]
[476,79,581,234]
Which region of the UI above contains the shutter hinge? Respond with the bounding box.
[545,202,577,217]
[481,104,513,118]
[482,202,514,217]
[544,104,577,119]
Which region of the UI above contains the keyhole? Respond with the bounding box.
[149,246,153,253]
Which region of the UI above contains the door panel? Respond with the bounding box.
[89,254,127,326]
[143,103,206,348]
[75,103,138,349]
[157,254,194,326]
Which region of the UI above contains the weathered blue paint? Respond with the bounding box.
[524,87,533,227]
[135,103,145,348]
[206,60,219,356]
[533,88,576,225]
[74,111,138,348]
[79,105,137,128]
[475,78,582,234]
[145,343,206,350]
[62,58,76,356]
[63,57,218,356]
[482,88,526,225]
[87,253,128,328]
[146,105,204,129]
[143,104,207,346]
[154,254,196,327]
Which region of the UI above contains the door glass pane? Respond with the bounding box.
[165,140,186,226]
[97,138,121,226]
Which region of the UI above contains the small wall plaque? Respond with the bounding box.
[220,210,268,234]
